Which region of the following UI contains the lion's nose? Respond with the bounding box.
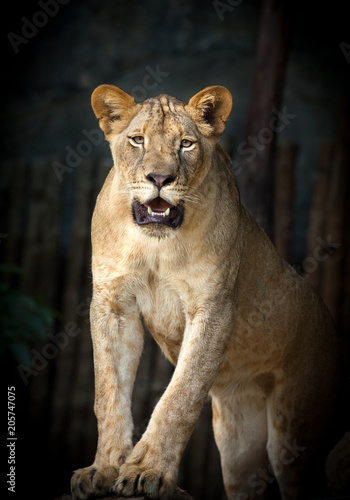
[145,173,175,190]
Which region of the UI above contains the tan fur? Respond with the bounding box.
[71,85,340,500]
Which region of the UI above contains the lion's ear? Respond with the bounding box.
[91,85,136,138]
[186,86,232,141]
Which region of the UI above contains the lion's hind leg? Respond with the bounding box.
[211,393,271,500]
[266,376,338,500]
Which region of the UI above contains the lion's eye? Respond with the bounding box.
[181,139,193,148]
[130,135,144,145]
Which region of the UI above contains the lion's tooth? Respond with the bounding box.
[147,208,169,217]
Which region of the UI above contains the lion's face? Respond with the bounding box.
[91,85,232,236]
[110,95,207,232]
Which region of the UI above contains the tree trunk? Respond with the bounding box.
[239,0,291,239]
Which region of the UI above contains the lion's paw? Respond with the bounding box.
[114,462,175,499]
[71,465,118,499]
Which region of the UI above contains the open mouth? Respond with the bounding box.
[133,197,184,229]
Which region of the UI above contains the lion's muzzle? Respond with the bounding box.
[133,197,184,229]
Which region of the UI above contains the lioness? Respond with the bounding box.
[71,85,340,500]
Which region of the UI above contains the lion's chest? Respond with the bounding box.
[136,272,186,365]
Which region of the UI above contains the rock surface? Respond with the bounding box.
[55,486,194,500]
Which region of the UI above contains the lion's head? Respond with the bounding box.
[91,85,232,236]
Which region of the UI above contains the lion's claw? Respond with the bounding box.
[114,462,173,499]
[71,465,118,499]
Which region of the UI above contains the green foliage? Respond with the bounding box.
[0,264,56,366]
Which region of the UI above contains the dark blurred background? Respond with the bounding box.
[1,1,349,499]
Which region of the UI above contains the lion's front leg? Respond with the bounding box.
[115,311,232,499]
[71,294,144,500]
